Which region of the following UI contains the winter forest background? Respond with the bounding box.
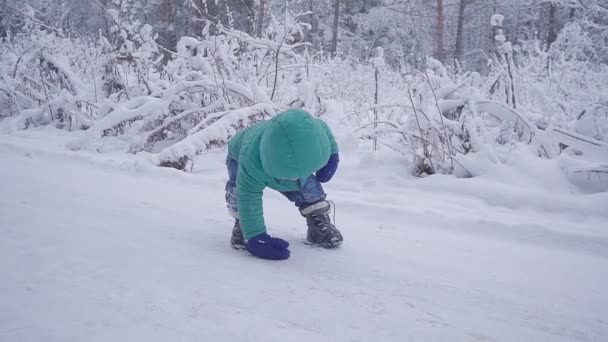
[0,0,607,190]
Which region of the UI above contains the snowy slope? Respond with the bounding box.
[1,129,608,342]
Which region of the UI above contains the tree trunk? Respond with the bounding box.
[330,0,340,58]
[255,0,266,37]
[546,2,557,50]
[161,0,173,30]
[505,53,516,109]
[230,0,254,34]
[244,0,255,34]
[160,0,177,64]
[454,0,467,63]
[141,0,149,24]
[373,65,379,151]
[309,0,319,49]
[569,7,576,21]
[435,0,445,61]
[192,0,207,36]
[217,0,231,28]
[513,4,522,45]
[98,0,111,39]
[491,0,498,51]
[0,0,7,38]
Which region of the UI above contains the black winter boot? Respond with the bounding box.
[300,200,343,248]
[231,220,246,250]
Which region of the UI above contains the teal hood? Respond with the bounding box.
[259,109,331,179]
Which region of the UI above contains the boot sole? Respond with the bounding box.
[303,237,343,248]
[231,243,247,250]
[322,239,343,248]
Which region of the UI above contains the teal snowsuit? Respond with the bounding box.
[227,109,338,239]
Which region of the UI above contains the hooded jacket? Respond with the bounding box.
[228,109,338,239]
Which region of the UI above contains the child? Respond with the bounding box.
[225,109,343,260]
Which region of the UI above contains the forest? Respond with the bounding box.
[1,0,607,188]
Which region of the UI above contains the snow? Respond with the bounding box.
[575,104,608,142]
[371,47,386,69]
[1,128,608,341]
[474,100,535,142]
[39,52,84,97]
[565,165,608,193]
[435,83,462,101]
[491,14,505,27]
[542,126,608,162]
[106,9,120,24]
[90,97,167,138]
[494,34,507,43]
[427,57,448,78]
[155,103,274,165]
[177,36,205,55]
[438,99,466,115]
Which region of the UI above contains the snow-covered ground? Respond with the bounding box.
[1,128,607,342]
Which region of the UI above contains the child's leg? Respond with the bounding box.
[226,155,246,248]
[281,175,343,247]
[225,156,239,219]
[281,175,326,208]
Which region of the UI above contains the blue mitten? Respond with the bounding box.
[268,236,290,249]
[316,153,339,183]
[246,233,290,260]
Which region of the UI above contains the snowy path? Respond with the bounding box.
[1,131,607,342]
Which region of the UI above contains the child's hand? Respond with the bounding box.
[316,153,339,183]
[246,233,290,260]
